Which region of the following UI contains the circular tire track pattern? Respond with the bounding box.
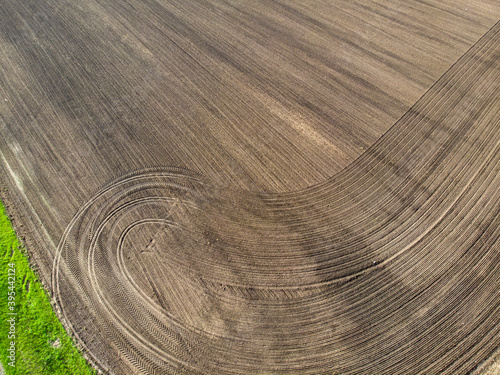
[54,23,500,374]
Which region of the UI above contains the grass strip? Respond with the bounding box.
[0,199,96,374]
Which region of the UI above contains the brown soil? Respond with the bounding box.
[0,1,499,374]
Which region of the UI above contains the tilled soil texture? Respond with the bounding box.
[1,1,499,374]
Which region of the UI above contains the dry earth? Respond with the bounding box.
[0,0,499,374]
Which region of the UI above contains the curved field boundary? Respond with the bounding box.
[53,22,500,374]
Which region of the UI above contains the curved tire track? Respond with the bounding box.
[53,22,500,374]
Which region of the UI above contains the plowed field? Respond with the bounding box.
[1,1,499,374]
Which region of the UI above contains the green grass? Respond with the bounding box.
[0,199,96,374]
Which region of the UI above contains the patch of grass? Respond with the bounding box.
[0,200,96,374]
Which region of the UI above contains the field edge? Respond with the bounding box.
[0,196,97,375]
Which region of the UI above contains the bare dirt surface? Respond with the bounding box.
[0,0,499,374]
